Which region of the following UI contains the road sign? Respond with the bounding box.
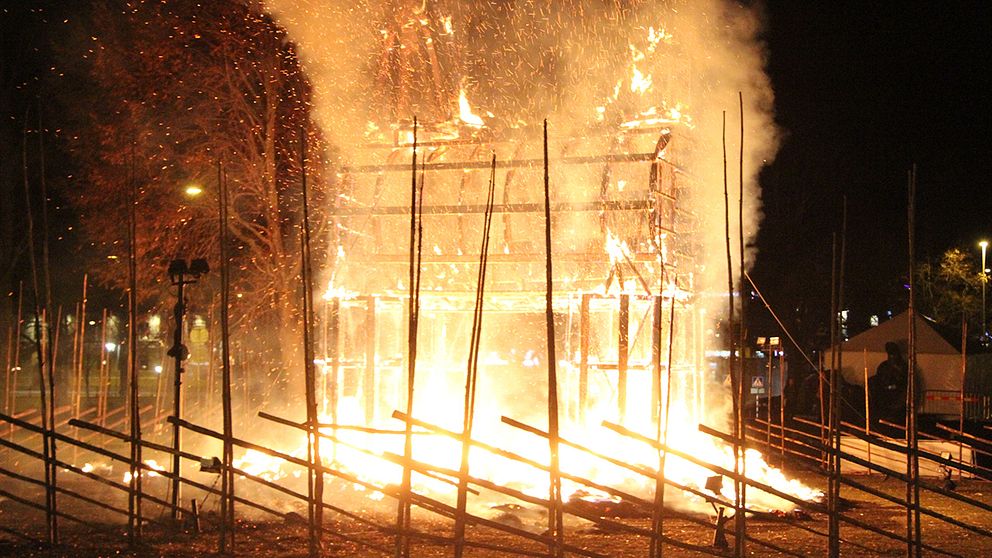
[750,374,766,395]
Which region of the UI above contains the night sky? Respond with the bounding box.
[2,1,990,344]
[753,1,992,340]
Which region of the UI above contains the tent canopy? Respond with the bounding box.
[838,310,962,397]
[840,310,957,356]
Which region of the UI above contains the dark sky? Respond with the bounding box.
[753,1,992,338]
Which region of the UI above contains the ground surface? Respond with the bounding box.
[2,468,991,557]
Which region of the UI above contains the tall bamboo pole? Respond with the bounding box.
[827,232,839,557]
[218,161,235,553]
[544,120,564,558]
[74,275,87,420]
[23,107,56,544]
[299,128,323,558]
[38,107,59,544]
[126,147,142,543]
[454,154,497,558]
[3,326,11,425]
[618,294,629,422]
[959,315,966,480]
[864,347,871,472]
[8,284,23,438]
[38,107,58,536]
[395,118,421,558]
[650,286,677,558]
[69,302,80,420]
[98,308,108,426]
[906,165,922,557]
[721,111,743,557]
[735,92,748,558]
[829,199,847,557]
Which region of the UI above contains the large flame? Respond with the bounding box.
[252,0,794,520]
[457,88,485,128]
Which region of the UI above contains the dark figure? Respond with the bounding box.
[869,341,908,424]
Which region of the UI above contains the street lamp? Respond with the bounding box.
[981,241,988,344]
[166,257,209,522]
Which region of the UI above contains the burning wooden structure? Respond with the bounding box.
[319,119,707,433]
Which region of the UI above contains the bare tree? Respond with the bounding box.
[60,0,325,390]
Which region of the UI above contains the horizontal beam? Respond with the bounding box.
[343,151,684,174]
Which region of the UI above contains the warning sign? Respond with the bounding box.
[750,375,766,395]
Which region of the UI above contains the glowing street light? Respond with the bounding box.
[184,184,203,197]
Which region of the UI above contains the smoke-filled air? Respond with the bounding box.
[236,0,819,523]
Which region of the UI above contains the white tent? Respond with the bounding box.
[838,311,963,415]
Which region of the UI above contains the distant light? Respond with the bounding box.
[107,255,118,260]
[185,184,203,197]
[105,342,117,352]
[980,240,988,249]
[154,365,163,374]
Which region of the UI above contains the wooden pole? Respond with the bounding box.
[721,110,744,557]
[453,154,496,558]
[864,347,871,472]
[827,232,839,557]
[37,103,59,545]
[735,90,748,558]
[618,293,629,422]
[779,343,786,461]
[543,120,564,558]
[3,326,11,429]
[579,293,590,421]
[959,315,967,480]
[395,117,421,558]
[906,165,922,557]
[218,161,235,553]
[75,275,87,421]
[8,284,23,439]
[299,127,323,558]
[651,295,662,426]
[363,296,376,425]
[23,108,57,543]
[650,288,677,558]
[126,148,142,544]
[98,308,108,426]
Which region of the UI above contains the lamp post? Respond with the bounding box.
[981,240,988,344]
[166,258,209,522]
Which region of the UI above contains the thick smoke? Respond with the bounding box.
[264,0,777,296]
[260,0,797,514]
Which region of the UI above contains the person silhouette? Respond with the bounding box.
[868,341,908,424]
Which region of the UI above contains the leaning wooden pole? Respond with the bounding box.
[721,111,743,557]
[23,109,56,544]
[826,232,838,554]
[75,275,87,422]
[126,151,142,543]
[959,315,967,480]
[299,129,323,558]
[218,161,235,553]
[395,118,420,558]
[735,93,748,557]
[543,120,565,558]
[38,107,60,545]
[650,282,678,558]
[453,155,497,558]
[8,284,23,439]
[906,165,922,557]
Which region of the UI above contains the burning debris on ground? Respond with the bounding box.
[1,1,992,558]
